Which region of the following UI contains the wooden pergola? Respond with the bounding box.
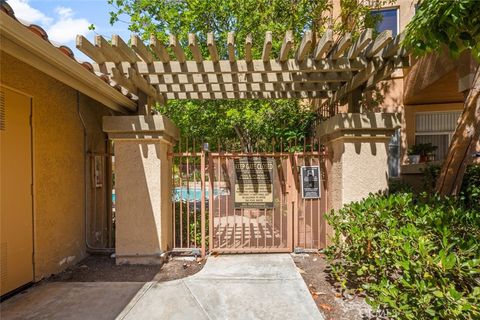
[76,29,408,115]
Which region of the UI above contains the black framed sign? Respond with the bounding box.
[300,166,320,199]
[234,157,274,208]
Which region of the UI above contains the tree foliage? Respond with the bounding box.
[403,0,480,60]
[158,99,316,151]
[107,0,393,148]
[403,0,480,195]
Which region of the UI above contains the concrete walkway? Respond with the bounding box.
[1,254,323,320]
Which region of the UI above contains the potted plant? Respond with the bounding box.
[407,145,421,164]
[408,143,438,164]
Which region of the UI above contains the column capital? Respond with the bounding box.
[317,112,401,143]
[103,115,180,143]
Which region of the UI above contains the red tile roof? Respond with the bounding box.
[0,0,136,101]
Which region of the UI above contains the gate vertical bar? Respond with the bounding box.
[208,152,214,252]
[193,139,197,247]
[186,139,190,247]
[200,148,206,256]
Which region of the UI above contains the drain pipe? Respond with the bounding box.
[76,90,114,254]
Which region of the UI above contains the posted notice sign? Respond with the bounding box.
[301,166,321,199]
[234,157,274,208]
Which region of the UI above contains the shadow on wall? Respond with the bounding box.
[115,117,164,263]
[320,112,401,157]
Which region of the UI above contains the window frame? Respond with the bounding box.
[413,110,462,160]
[370,7,400,37]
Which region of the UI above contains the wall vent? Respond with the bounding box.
[0,242,7,285]
[0,90,5,131]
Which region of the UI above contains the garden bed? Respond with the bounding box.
[48,255,205,283]
[292,253,381,320]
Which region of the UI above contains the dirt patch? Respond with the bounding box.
[49,255,205,283]
[292,253,377,320]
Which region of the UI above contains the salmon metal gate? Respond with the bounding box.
[171,138,329,256]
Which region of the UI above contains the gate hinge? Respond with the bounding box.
[294,247,305,254]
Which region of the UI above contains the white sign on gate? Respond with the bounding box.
[300,166,321,199]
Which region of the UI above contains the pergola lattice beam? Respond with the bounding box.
[328,33,351,59]
[245,34,253,62]
[156,82,337,94]
[149,35,170,63]
[262,31,273,62]
[227,32,236,62]
[207,32,219,62]
[169,34,186,63]
[314,29,333,60]
[131,57,368,75]
[296,30,312,62]
[279,30,294,62]
[146,71,352,85]
[165,91,330,100]
[77,29,408,105]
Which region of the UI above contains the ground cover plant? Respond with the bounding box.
[325,168,480,319]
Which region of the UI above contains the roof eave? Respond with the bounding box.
[0,11,137,114]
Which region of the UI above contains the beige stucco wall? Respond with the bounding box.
[326,137,390,210]
[114,141,173,264]
[103,115,178,264]
[0,53,114,280]
[318,113,401,209]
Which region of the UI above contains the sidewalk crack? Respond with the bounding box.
[181,280,213,320]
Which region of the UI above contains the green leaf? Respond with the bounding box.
[432,290,443,298]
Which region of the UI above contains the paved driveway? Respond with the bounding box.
[1,254,323,320]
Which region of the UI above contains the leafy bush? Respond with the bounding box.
[461,164,480,211]
[325,193,480,319]
[420,164,441,193]
[388,179,413,194]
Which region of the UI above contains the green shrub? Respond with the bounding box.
[325,193,480,319]
[420,164,441,193]
[388,179,413,195]
[461,164,480,211]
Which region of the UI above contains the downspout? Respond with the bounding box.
[76,90,114,254]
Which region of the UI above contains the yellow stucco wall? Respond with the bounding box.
[0,53,115,281]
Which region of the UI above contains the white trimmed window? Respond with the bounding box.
[415,111,462,160]
[371,8,399,37]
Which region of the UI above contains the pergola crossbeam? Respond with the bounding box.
[279,30,294,62]
[262,31,272,62]
[227,32,235,62]
[347,29,372,59]
[188,33,203,63]
[78,29,408,104]
[169,34,186,63]
[146,71,351,85]
[95,35,123,63]
[365,30,393,58]
[164,91,329,100]
[132,57,367,75]
[113,35,140,63]
[314,29,333,61]
[149,35,170,63]
[207,32,219,62]
[296,30,312,62]
[245,34,253,62]
[156,82,336,94]
[131,35,154,63]
[76,35,106,64]
[329,33,352,59]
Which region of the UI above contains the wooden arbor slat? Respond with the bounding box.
[156,82,338,94]
[76,29,408,111]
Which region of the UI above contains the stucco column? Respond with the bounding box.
[317,113,401,211]
[103,115,179,264]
